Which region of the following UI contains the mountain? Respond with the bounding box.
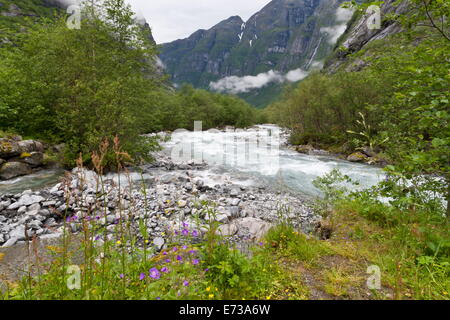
[0,1,156,44]
[324,0,409,73]
[159,0,351,107]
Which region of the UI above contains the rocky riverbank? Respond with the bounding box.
[0,152,318,251]
[0,136,50,180]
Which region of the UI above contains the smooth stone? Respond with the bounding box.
[2,236,18,247]
[153,237,165,251]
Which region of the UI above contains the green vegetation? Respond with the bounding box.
[265,1,450,216]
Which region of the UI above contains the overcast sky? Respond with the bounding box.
[126,0,272,44]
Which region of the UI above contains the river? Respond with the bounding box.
[0,125,385,197]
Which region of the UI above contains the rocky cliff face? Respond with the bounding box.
[160,0,348,88]
[324,0,409,72]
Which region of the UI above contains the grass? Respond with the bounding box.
[0,144,448,300]
[1,197,448,300]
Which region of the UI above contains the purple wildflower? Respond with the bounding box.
[94,235,101,241]
[182,222,189,228]
[163,251,168,256]
[177,255,183,262]
[119,273,124,279]
[192,230,199,237]
[139,273,146,280]
[172,247,178,252]
[164,258,171,263]
[258,242,264,246]
[182,229,189,236]
[188,250,197,255]
[204,268,209,272]
[182,245,188,250]
[161,267,169,273]
[149,268,161,280]
[183,280,189,287]
[192,259,199,265]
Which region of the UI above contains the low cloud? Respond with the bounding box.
[320,7,354,45]
[209,68,308,94]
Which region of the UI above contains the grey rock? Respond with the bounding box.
[153,237,165,251]
[16,194,45,207]
[217,223,238,237]
[215,214,228,223]
[26,209,40,216]
[230,189,239,197]
[28,203,41,212]
[9,225,26,240]
[18,206,27,214]
[2,236,18,247]
[42,200,57,207]
[44,218,57,227]
[0,162,32,180]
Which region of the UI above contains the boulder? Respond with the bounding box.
[234,217,273,240]
[18,152,44,167]
[17,140,44,153]
[0,162,32,180]
[0,139,21,159]
[295,145,314,155]
[216,223,238,237]
[347,152,368,163]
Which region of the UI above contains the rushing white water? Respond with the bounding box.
[0,125,386,197]
[163,125,386,197]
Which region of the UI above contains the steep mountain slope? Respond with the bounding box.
[160,0,349,92]
[324,0,410,72]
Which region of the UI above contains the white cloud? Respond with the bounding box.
[320,7,354,45]
[210,68,308,94]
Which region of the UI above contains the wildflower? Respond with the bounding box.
[156,297,161,300]
[149,268,161,280]
[116,240,122,245]
[208,294,214,299]
[94,235,101,241]
[161,267,169,273]
[204,268,209,272]
[182,222,189,228]
[173,247,178,252]
[182,229,189,236]
[177,255,183,262]
[266,296,271,300]
[139,273,146,280]
[119,274,124,279]
[258,242,264,246]
[145,240,149,244]
[182,245,188,250]
[163,251,168,255]
[206,287,211,292]
[183,280,189,287]
[164,259,171,263]
[192,230,199,237]
[192,259,199,265]
[188,249,197,255]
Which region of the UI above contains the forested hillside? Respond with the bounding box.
[0,0,259,168]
